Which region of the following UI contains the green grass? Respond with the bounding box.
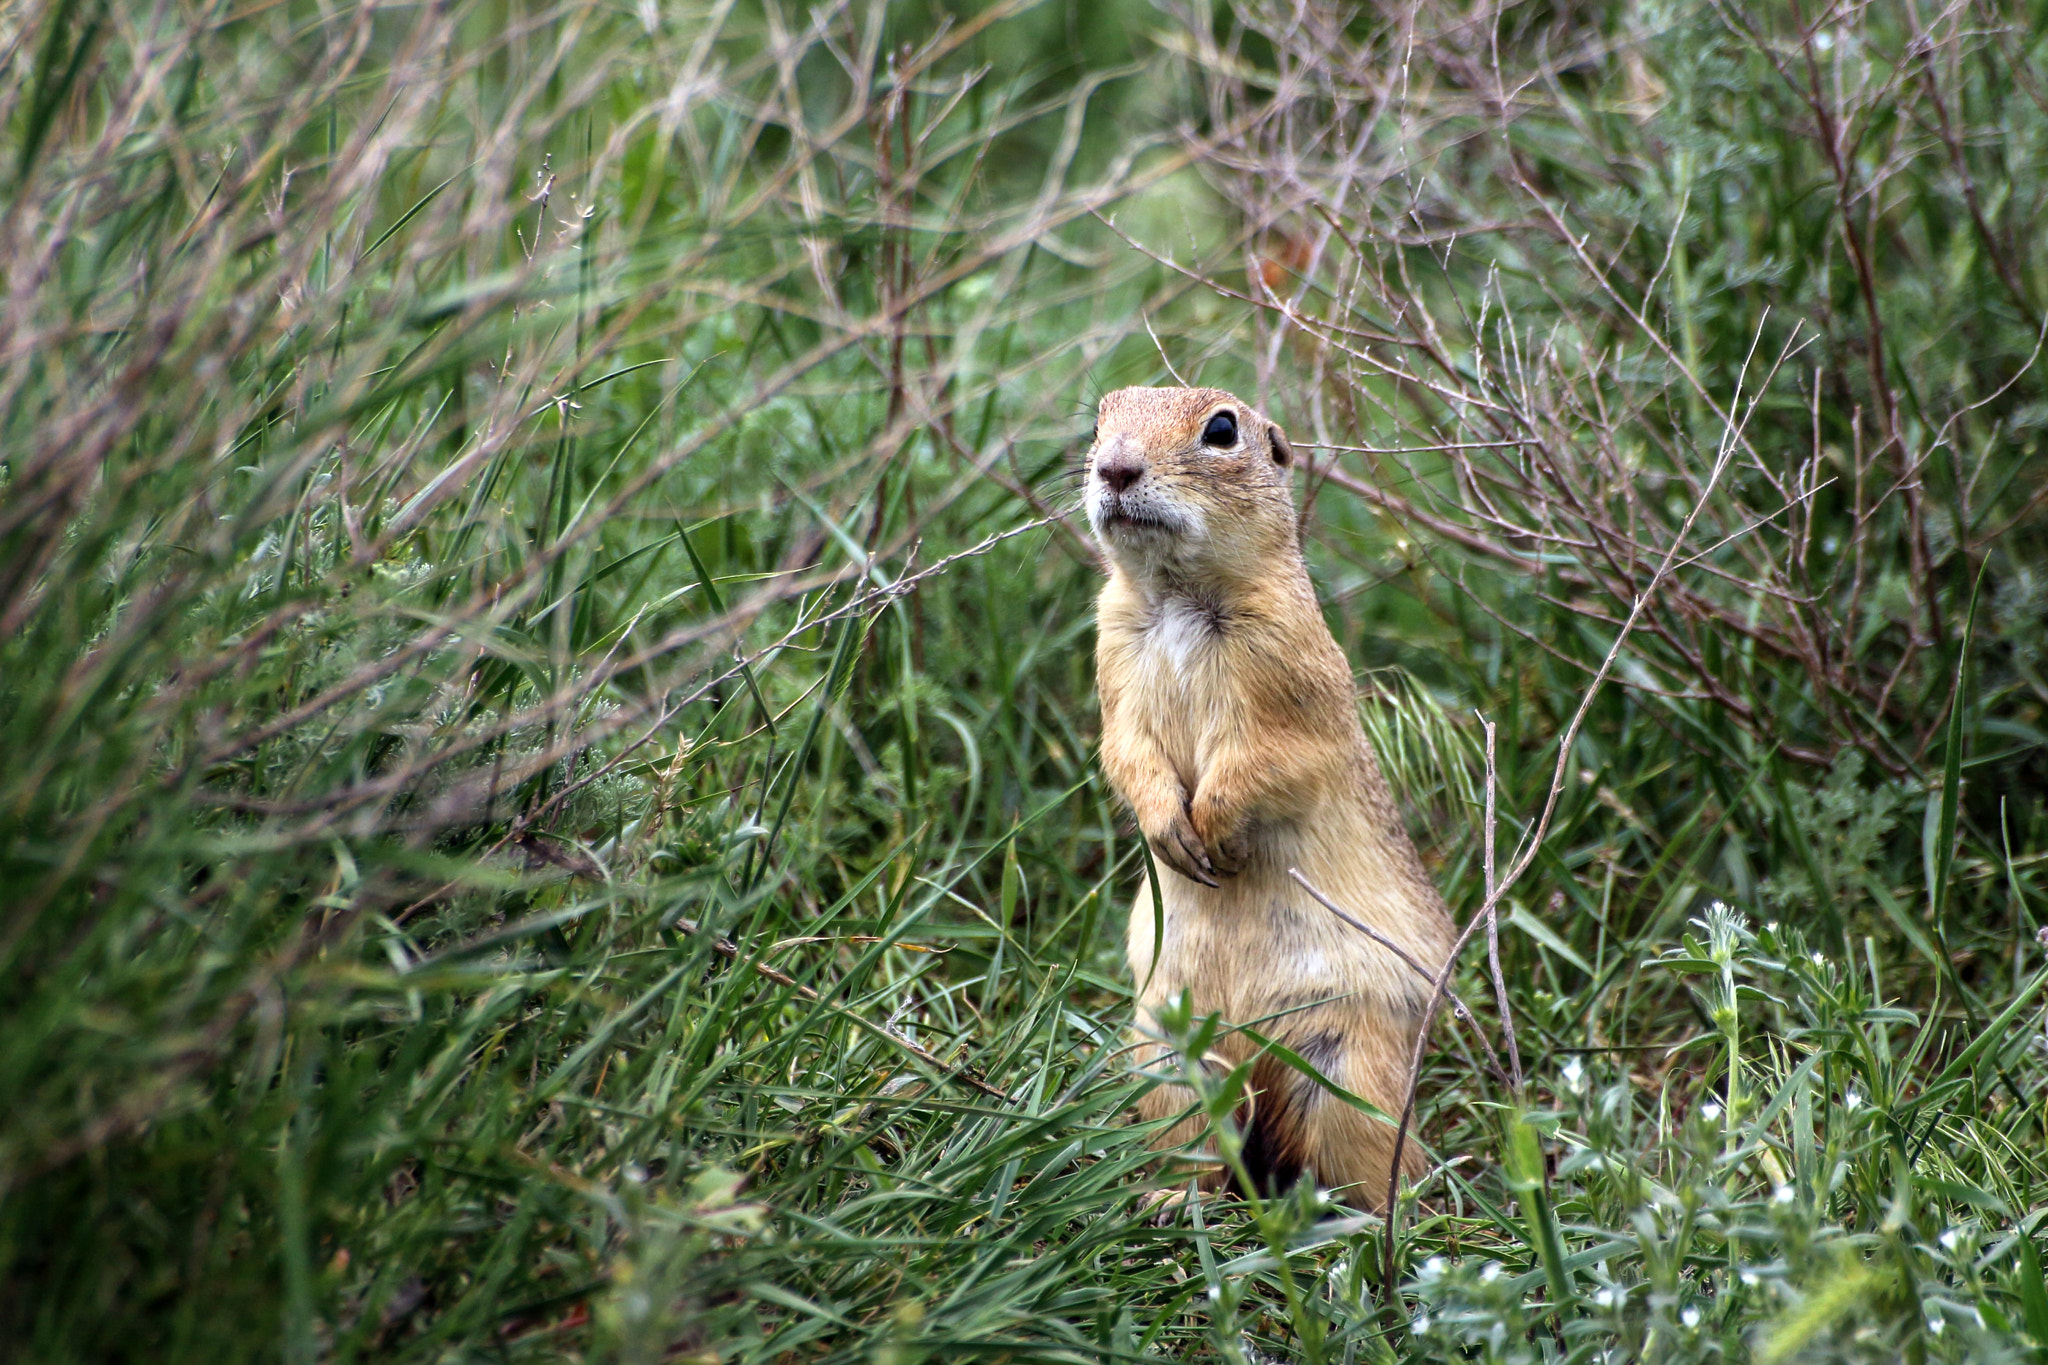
[2,0,2045,1361]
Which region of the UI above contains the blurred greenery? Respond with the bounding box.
[0,0,2043,1361]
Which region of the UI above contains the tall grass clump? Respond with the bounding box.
[3,0,2046,1360]
[0,0,1255,1357]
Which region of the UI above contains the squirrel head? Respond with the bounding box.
[1084,386,1299,584]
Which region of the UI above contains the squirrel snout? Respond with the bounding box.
[1095,451,1145,493]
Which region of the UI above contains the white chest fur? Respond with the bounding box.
[1140,597,1220,685]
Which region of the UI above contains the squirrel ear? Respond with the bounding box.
[1267,424,1295,467]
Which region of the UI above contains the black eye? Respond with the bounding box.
[1200,411,1238,447]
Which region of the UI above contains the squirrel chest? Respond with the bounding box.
[1121,596,1233,774]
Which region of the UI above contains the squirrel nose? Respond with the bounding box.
[1096,453,1144,493]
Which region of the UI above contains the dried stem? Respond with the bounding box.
[1289,868,1511,1090]
[1481,716,1522,1097]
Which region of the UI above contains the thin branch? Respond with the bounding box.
[1480,716,1523,1095]
[1288,868,1511,1090]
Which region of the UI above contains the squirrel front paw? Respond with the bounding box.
[1207,828,1251,877]
[1144,807,1219,888]
[1188,792,1249,877]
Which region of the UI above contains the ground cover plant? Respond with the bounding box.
[1,0,2044,1361]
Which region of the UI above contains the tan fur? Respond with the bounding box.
[1086,385,1454,1209]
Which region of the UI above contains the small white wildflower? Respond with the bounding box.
[1740,1270,1761,1286]
[1926,1307,1946,1336]
[1773,1186,1795,1205]
[1710,899,1731,914]
[1811,952,1827,967]
[1682,1306,1702,1328]
[1845,1090,1863,1110]
[1481,1261,1503,1282]
[1702,1102,1724,1121]
[1765,921,1780,933]
[1563,1056,1586,1094]
[1939,1228,1962,1250]
[1412,1314,1432,1335]
[1424,1256,1447,1276]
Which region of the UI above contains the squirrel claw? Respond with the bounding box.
[1149,820,1220,888]
[1208,831,1249,877]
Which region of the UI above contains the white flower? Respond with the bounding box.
[1562,1056,1586,1093]
[1773,1186,1795,1204]
[1740,1270,1761,1286]
[1927,1307,1946,1336]
[1939,1228,1962,1250]
[1682,1306,1702,1328]
[1845,1090,1863,1110]
[1481,1261,1503,1282]
[1412,1314,1432,1335]
[1701,1102,1724,1121]
[1424,1256,1447,1275]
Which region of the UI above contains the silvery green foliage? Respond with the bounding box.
[1403,909,2048,1364]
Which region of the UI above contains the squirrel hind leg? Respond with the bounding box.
[1132,1039,1232,1192]
[1238,1092,1305,1197]
[1237,1047,1320,1197]
[1133,1033,1424,1209]
[1247,1033,1423,1211]
[1134,1039,1305,1198]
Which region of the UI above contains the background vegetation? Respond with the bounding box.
[2,0,2044,1360]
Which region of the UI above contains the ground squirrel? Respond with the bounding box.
[1086,385,1455,1208]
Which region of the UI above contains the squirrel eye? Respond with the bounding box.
[1200,411,1238,447]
